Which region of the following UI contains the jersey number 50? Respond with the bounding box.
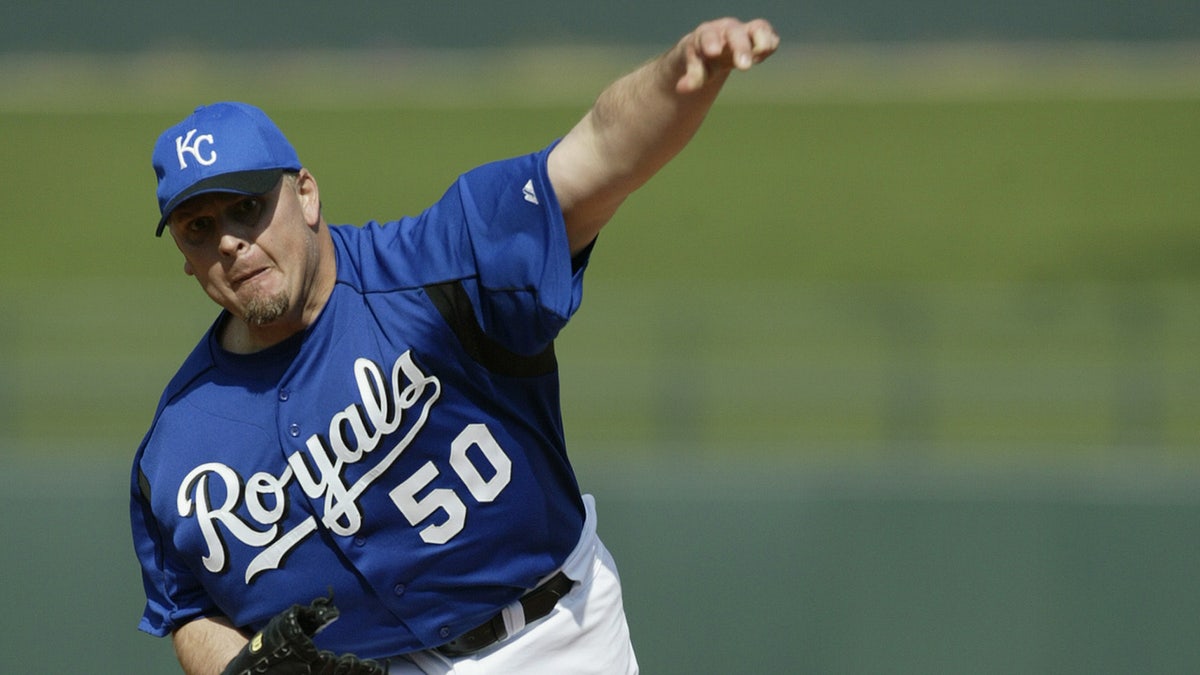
[388,423,513,544]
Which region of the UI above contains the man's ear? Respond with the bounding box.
[296,169,322,226]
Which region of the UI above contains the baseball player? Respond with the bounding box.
[130,17,779,675]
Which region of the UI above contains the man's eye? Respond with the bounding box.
[231,197,263,224]
[173,216,213,245]
[187,216,214,234]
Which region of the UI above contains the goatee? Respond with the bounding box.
[243,292,291,326]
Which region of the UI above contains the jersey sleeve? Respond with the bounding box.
[454,141,587,354]
[130,460,220,636]
[128,337,225,637]
[336,142,589,357]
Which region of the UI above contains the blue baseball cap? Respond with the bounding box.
[152,102,302,236]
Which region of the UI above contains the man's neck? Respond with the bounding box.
[218,314,306,354]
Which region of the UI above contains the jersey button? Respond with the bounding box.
[353,536,366,547]
[393,583,406,596]
[438,626,451,639]
[278,389,290,402]
[288,424,300,437]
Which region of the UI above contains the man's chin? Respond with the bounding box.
[242,293,291,327]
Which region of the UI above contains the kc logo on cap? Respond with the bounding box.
[152,102,302,236]
[175,129,218,170]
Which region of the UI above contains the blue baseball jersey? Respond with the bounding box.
[129,144,591,658]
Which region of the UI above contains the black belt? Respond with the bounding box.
[436,572,575,657]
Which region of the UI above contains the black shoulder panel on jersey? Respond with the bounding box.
[424,280,557,377]
[138,468,152,502]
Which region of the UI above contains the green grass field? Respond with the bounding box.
[5,97,1199,285]
[1,52,1198,460]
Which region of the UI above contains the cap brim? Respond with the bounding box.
[155,169,285,236]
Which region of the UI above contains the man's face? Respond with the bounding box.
[165,171,326,331]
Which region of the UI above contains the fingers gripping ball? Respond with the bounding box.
[221,596,341,675]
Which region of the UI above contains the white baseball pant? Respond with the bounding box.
[385,494,639,674]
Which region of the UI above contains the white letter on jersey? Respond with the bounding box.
[174,350,443,582]
[178,463,281,573]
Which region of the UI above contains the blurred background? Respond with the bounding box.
[1,2,1198,673]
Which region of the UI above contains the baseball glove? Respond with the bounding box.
[312,651,388,675]
[221,595,386,675]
